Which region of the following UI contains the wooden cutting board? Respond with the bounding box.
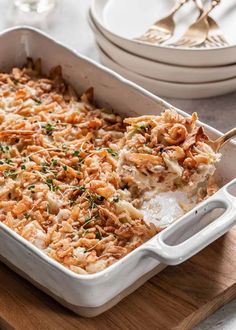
[0,227,236,330]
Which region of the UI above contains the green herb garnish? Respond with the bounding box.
[96,194,105,201]
[12,78,18,85]
[45,123,55,135]
[4,158,14,165]
[34,99,42,105]
[69,199,76,207]
[79,185,86,192]
[83,216,95,228]
[96,232,102,240]
[87,195,97,209]
[73,150,80,157]
[45,178,58,192]
[112,196,120,203]
[0,144,9,153]
[3,170,19,178]
[51,159,58,166]
[107,148,118,157]
[85,215,92,222]
[28,185,35,190]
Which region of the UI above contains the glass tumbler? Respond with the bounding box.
[14,0,55,13]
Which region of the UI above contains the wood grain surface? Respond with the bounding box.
[0,227,235,330]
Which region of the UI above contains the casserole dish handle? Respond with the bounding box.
[145,179,236,265]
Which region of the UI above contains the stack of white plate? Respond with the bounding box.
[89,0,236,99]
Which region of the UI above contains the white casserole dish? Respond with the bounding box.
[0,27,236,317]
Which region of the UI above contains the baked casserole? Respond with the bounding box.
[0,60,220,274]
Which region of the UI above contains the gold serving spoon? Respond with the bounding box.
[208,127,236,151]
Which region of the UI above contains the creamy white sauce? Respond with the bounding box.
[141,190,196,228]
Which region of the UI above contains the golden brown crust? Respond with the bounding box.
[0,60,156,274]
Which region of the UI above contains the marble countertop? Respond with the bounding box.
[0,0,235,328]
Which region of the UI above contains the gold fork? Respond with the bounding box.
[194,0,228,47]
[205,16,228,47]
[134,0,190,45]
[171,0,220,47]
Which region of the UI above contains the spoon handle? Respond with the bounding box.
[214,127,236,151]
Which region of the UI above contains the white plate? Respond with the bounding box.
[88,11,236,84]
[91,0,236,67]
[97,44,236,99]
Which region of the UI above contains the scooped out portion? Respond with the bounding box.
[118,109,220,197]
[117,110,220,227]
